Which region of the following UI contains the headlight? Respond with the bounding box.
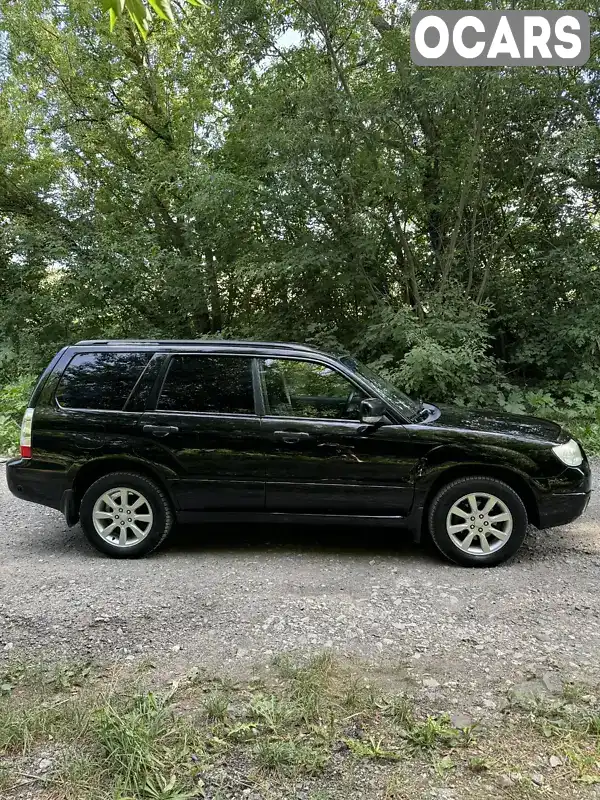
[552,439,583,467]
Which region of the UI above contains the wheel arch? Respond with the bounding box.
[420,463,540,539]
[72,457,176,514]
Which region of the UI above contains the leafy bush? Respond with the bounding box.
[0,377,35,456]
[490,380,600,454]
[361,292,498,403]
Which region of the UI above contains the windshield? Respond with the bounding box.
[341,357,421,419]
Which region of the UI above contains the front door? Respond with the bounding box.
[139,354,265,511]
[258,357,417,515]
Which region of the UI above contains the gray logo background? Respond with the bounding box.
[410,10,590,66]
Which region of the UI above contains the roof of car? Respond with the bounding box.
[73,339,328,355]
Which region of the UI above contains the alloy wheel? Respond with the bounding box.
[445,492,513,555]
[92,487,153,548]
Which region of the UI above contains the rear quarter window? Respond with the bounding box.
[56,352,152,411]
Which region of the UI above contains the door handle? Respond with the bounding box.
[143,424,179,437]
[273,430,312,443]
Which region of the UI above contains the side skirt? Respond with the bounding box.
[177,510,410,528]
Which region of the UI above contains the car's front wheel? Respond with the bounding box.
[80,471,173,558]
[428,476,528,566]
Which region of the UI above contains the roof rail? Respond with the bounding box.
[74,339,319,352]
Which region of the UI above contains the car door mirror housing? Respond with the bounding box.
[360,398,386,426]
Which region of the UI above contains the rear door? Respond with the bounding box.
[258,356,417,515]
[139,353,265,512]
[34,350,155,474]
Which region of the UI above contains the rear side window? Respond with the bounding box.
[157,355,255,414]
[56,352,152,411]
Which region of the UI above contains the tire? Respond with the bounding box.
[80,471,173,558]
[428,476,528,567]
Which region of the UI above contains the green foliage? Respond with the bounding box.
[402,714,462,750]
[489,380,600,454]
[343,735,401,761]
[94,690,195,798]
[249,694,295,731]
[254,737,330,775]
[383,694,415,728]
[468,755,490,773]
[202,691,230,722]
[0,0,600,453]
[100,0,198,39]
[0,377,34,456]
[4,653,600,797]
[363,292,497,403]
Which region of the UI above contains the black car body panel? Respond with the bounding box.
[6,339,592,542]
[137,411,266,511]
[258,417,419,515]
[429,404,566,444]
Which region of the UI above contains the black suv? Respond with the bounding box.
[6,339,591,566]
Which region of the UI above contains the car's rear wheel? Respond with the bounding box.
[428,476,528,567]
[80,471,173,558]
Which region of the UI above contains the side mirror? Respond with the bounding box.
[360,397,385,427]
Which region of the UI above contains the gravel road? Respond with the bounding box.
[2,462,600,708]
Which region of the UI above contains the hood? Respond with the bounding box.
[425,404,565,444]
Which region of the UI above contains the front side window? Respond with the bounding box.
[157,355,255,414]
[260,358,365,420]
[56,352,152,411]
[341,357,419,420]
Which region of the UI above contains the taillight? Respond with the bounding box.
[20,407,34,459]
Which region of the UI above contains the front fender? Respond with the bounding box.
[415,442,545,491]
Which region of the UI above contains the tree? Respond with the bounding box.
[0,0,599,408]
[99,0,194,39]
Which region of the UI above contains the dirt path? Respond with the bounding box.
[1,462,600,713]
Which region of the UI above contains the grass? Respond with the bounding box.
[0,699,88,754]
[343,735,401,761]
[403,714,464,749]
[93,690,189,794]
[1,654,600,798]
[509,684,600,787]
[383,693,414,727]
[202,690,229,721]
[0,765,14,792]
[254,737,330,775]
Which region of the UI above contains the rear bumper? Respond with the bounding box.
[6,458,71,514]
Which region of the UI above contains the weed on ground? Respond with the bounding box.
[1,653,600,798]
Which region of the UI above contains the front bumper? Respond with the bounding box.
[536,456,592,529]
[537,490,591,529]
